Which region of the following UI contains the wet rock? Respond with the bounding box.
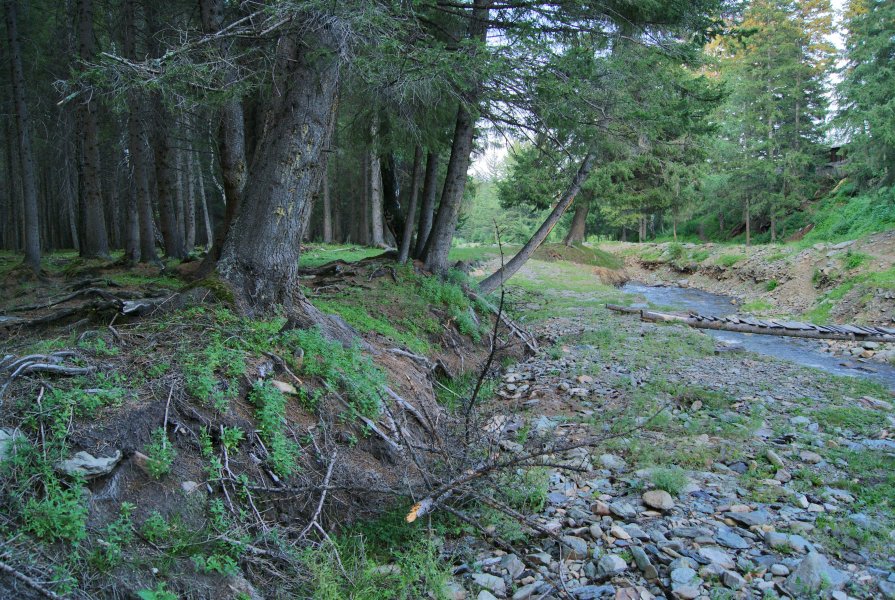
[784,553,847,597]
[57,449,122,479]
[642,490,674,511]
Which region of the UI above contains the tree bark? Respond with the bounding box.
[422,0,489,274]
[369,118,385,247]
[5,0,40,272]
[479,151,597,295]
[185,146,197,251]
[153,115,185,258]
[217,26,345,326]
[745,198,751,247]
[399,146,423,263]
[563,197,589,246]
[196,153,212,249]
[322,162,332,243]
[414,150,439,258]
[123,0,158,263]
[76,0,110,258]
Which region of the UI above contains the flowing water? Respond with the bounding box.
[622,282,895,389]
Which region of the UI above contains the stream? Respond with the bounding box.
[622,282,895,389]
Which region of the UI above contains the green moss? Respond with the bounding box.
[716,253,744,267]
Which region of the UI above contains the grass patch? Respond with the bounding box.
[716,253,744,267]
[299,244,385,269]
[814,406,884,437]
[649,467,688,496]
[742,299,774,313]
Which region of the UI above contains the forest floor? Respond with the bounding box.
[452,256,895,600]
[1,247,894,599]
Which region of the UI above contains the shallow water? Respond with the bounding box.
[621,282,895,389]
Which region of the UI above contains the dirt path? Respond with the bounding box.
[460,258,895,599]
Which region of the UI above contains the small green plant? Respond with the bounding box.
[181,333,245,412]
[221,426,245,453]
[765,280,778,291]
[192,553,240,576]
[89,502,135,571]
[649,466,688,496]
[140,511,170,543]
[137,583,178,600]
[22,477,88,543]
[502,468,549,513]
[144,427,176,478]
[842,250,870,270]
[667,242,685,261]
[717,253,744,267]
[248,382,300,477]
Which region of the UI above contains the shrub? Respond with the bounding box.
[248,382,301,478]
[650,467,688,496]
[766,280,778,291]
[144,427,176,478]
[23,477,88,543]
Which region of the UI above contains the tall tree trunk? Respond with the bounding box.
[153,117,185,258]
[563,198,589,246]
[360,153,369,245]
[5,0,40,272]
[217,27,345,328]
[673,212,678,242]
[195,0,247,272]
[745,198,751,247]
[414,150,438,258]
[76,0,110,258]
[422,0,489,274]
[322,163,332,243]
[479,151,596,295]
[185,147,197,251]
[196,154,212,249]
[399,146,423,264]
[381,150,402,245]
[369,118,385,247]
[123,0,157,263]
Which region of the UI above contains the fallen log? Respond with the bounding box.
[606,304,895,343]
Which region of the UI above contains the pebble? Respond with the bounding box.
[596,554,627,576]
[722,570,746,589]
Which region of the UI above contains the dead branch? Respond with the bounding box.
[0,558,64,600]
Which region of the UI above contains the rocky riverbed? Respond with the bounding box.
[452,259,895,600]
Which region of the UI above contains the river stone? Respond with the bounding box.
[596,554,627,576]
[599,454,627,471]
[561,535,589,560]
[722,570,746,590]
[512,583,538,600]
[671,567,697,585]
[472,573,505,596]
[879,580,895,599]
[442,581,466,600]
[725,509,771,527]
[609,502,638,519]
[642,490,674,511]
[501,554,525,579]
[630,546,658,580]
[572,584,616,599]
[771,564,790,576]
[765,448,785,467]
[800,450,823,464]
[57,449,122,479]
[477,592,498,600]
[698,546,735,569]
[671,584,701,599]
[716,527,750,549]
[785,553,847,597]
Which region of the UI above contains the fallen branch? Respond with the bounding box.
[0,558,64,600]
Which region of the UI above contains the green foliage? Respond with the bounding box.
[221,426,245,453]
[501,468,550,513]
[89,502,135,571]
[137,583,178,600]
[842,250,870,270]
[299,245,386,269]
[742,299,773,313]
[716,253,744,267]
[192,553,240,576]
[144,427,176,479]
[23,477,88,543]
[649,467,688,496]
[284,327,385,419]
[181,333,245,412]
[248,382,301,478]
[765,280,778,291]
[814,406,883,436]
[140,512,171,544]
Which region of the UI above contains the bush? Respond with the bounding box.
[144,427,176,478]
[23,477,88,543]
[649,467,688,496]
